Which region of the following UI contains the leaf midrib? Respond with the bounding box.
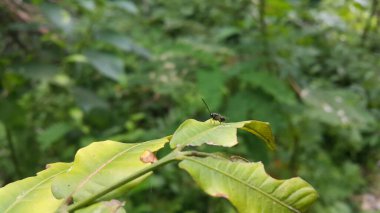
[71,140,164,197]
[242,126,274,149]
[185,157,301,213]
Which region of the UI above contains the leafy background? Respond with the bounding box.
[0,0,379,212]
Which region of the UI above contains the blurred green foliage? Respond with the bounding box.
[0,0,379,212]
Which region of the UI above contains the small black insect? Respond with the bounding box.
[201,98,226,123]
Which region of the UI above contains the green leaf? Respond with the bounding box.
[170,119,275,150]
[84,51,126,82]
[301,88,375,128]
[11,63,59,81]
[41,3,73,33]
[76,200,126,213]
[225,91,252,120]
[96,32,151,59]
[65,54,88,63]
[0,162,71,213]
[232,120,276,150]
[37,122,73,150]
[98,33,134,52]
[78,0,96,11]
[179,157,318,213]
[52,137,170,202]
[111,1,139,14]
[242,72,297,105]
[197,70,225,110]
[72,87,109,112]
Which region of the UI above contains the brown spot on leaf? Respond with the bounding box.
[230,155,250,162]
[105,199,125,207]
[65,196,73,205]
[212,192,229,199]
[140,150,158,164]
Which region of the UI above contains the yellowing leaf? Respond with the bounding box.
[76,200,126,213]
[232,120,276,150]
[170,119,275,150]
[180,157,318,213]
[0,162,71,213]
[170,119,238,148]
[52,137,169,202]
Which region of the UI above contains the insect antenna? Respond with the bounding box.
[201,98,212,115]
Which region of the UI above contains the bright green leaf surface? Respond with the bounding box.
[170,119,275,150]
[0,162,71,213]
[179,157,318,213]
[76,200,126,213]
[52,137,169,202]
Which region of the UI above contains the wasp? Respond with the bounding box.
[202,98,226,123]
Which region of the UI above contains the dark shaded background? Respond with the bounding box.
[0,0,379,212]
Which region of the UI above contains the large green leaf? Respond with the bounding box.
[170,119,275,150]
[76,200,126,213]
[179,157,318,213]
[96,32,150,58]
[72,87,109,112]
[301,88,375,129]
[84,50,127,82]
[10,63,59,82]
[0,162,71,213]
[111,1,139,14]
[242,71,297,106]
[52,137,169,202]
[197,70,225,110]
[41,3,73,33]
[37,122,73,150]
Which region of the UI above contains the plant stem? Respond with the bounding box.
[258,0,272,72]
[5,126,21,178]
[67,149,182,212]
[361,0,379,46]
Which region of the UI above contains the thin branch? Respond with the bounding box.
[361,0,379,46]
[258,0,267,42]
[258,0,272,72]
[5,126,21,178]
[287,77,302,99]
[288,121,300,176]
